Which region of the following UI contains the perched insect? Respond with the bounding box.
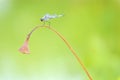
[40,14,63,22]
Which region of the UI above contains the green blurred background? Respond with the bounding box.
[0,0,120,80]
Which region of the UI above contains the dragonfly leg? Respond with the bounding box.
[42,21,46,27]
[48,21,51,27]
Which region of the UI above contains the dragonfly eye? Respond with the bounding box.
[40,18,44,21]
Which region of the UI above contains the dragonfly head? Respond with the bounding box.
[40,18,44,22]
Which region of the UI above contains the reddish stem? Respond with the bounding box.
[23,25,93,80]
[45,26,93,80]
[26,25,42,41]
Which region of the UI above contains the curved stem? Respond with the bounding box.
[24,25,92,80]
[26,25,42,41]
[45,26,93,80]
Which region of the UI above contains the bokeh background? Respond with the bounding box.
[0,0,120,80]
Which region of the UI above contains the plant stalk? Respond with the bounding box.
[45,26,93,80]
[25,25,93,80]
[26,25,42,41]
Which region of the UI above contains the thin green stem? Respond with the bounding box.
[45,26,93,80]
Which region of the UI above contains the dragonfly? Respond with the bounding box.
[40,14,63,26]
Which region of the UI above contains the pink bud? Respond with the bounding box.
[19,40,30,54]
[19,25,41,54]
